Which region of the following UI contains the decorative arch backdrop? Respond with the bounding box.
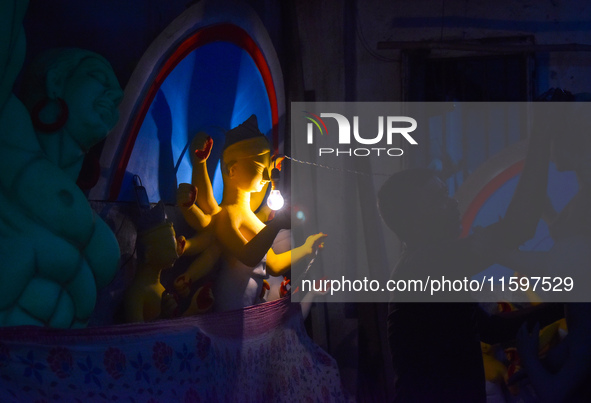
[456,141,578,281]
[89,0,285,204]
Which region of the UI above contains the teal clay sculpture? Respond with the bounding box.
[0,0,122,327]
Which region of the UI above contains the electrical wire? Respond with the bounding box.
[284,154,391,177]
[355,9,399,63]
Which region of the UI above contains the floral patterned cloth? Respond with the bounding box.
[0,297,350,402]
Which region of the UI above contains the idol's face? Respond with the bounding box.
[143,224,179,268]
[231,152,271,193]
[61,57,123,151]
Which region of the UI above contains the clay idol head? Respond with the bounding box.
[221,115,272,193]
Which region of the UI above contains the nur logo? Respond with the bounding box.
[304,111,329,143]
[304,111,418,157]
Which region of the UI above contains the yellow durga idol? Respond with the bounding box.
[175,115,326,312]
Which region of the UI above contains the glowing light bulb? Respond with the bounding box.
[267,165,284,210]
[267,189,284,210]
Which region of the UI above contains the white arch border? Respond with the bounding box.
[91,0,285,200]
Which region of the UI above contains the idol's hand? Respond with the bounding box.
[304,233,327,255]
[161,291,179,318]
[173,275,192,299]
[192,134,213,163]
[177,183,197,208]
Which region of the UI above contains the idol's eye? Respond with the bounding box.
[253,162,266,173]
[89,71,108,85]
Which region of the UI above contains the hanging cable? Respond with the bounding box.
[283,155,392,177]
[355,8,399,63]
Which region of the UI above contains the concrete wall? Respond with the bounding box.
[295,0,591,101]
